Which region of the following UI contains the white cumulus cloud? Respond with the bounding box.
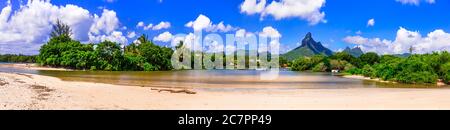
[0,0,94,44]
[127,31,136,38]
[259,26,281,38]
[343,36,369,45]
[258,26,281,54]
[367,19,375,27]
[343,27,450,54]
[137,21,171,30]
[88,9,127,44]
[240,0,327,25]
[185,14,237,32]
[136,21,145,27]
[153,31,173,42]
[0,0,128,54]
[104,0,117,3]
[152,21,171,30]
[396,0,435,5]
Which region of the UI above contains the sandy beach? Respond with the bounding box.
[1,71,450,110]
[342,75,398,83]
[0,63,71,71]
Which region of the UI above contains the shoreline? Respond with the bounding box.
[2,72,450,109]
[342,75,398,84]
[0,63,71,71]
[342,74,449,86]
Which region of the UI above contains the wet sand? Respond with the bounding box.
[2,72,450,110]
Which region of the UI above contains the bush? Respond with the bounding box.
[289,51,449,85]
[291,57,313,71]
[360,52,380,66]
[344,63,355,71]
[36,21,174,71]
[372,59,401,81]
[345,68,363,75]
[442,62,450,83]
[330,60,348,70]
[330,52,361,67]
[143,62,157,71]
[396,71,438,84]
[312,63,328,72]
[446,73,450,84]
[0,54,36,63]
[361,65,375,78]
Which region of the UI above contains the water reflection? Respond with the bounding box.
[0,65,443,89]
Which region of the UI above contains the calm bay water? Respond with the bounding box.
[0,64,442,89]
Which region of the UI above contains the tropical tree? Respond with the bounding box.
[50,19,72,38]
[137,34,150,44]
[312,63,328,72]
[291,57,313,71]
[0,54,36,63]
[95,41,124,71]
[359,52,380,66]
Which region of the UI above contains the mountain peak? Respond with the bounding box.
[301,32,317,47]
[342,46,364,57]
[344,47,351,50]
[282,32,334,61]
[305,32,312,39]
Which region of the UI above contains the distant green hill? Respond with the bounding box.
[282,32,334,61]
[343,46,364,57]
[394,53,412,58]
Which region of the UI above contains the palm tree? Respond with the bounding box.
[137,34,150,44]
[409,45,415,54]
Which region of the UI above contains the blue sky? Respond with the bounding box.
[1,0,450,54]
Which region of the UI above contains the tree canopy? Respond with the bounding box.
[291,51,450,84]
[37,21,174,71]
[50,19,72,38]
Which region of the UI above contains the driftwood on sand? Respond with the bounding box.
[151,88,197,94]
[0,78,8,86]
[437,79,448,86]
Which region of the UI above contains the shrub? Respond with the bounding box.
[373,62,399,81]
[37,22,174,71]
[330,60,348,70]
[361,65,375,78]
[312,63,328,72]
[345,68,363,75]
[360,52,380,66]
[291,57,313,71]
[344,63,356,71]
[396,71,438,84]
[143,62,157,71]
[442,62,450,83]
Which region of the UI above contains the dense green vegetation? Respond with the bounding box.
[290,51,450,84]
[0,54,36,63]
[37,20,173,71]
[37,34,173,71]
[36,20,287,71]
[282,47,316,61]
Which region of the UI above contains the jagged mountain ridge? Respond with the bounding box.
[343,46,364,57]
[282,32,334,61]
